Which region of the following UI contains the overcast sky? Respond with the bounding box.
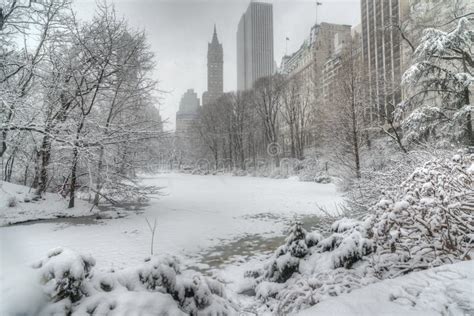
[73,0,360,131]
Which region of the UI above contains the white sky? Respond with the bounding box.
[73,0,360,131]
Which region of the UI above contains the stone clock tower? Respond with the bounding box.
[203,25,223,106]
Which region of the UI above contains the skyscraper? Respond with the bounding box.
[176,89,200,136]
[237,2,274,91]
[175,89,201,160]
[360,0,409,121]
[202,25,223,106]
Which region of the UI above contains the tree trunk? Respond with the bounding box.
[214,148,218,170]
[240,139,245,170]
[289,123,296,159]
[351,101,361,178]
[36,134,52,196]
[69,116,86,209]
[4,153,14,182]
[31,150,40,189]
[465,86,473,146]
[228,132,233,168]
[23,162,29,186]
[0,129,7,158]
[68,146,78,208]
[467,112,473,146]
[295,122,303,160]
[93,145,105,206]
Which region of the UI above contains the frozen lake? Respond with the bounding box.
[1,173,342,271]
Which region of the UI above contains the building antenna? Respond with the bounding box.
[285,37,289,56]
[316,1,322,25]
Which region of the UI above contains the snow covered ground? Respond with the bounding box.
[0,181,92,226]
[1,173,342,272]
[298,260,474,316]
[1,173,473,315]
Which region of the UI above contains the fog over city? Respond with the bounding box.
[74,0,360,129]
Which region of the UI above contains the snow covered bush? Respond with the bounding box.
[258,219,375,281]
[345,142,453,216]
[262,222,313,283]
[7,196,17,207]
[134,256,234,315]
[33,247,95,303]
[29,248,236,315]
[231,169,247,177]
[299,171,331,183]
[241,152,473,314]
[327,219,375,269]
[186,156,333,184]
[243,219,376,313]
[370,153,474,277]
[274,269,377,315]
[192,167,210,175]
[292,158,331,183]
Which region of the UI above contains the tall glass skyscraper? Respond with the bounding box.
[360,0,409,121]
[237,2,274,91]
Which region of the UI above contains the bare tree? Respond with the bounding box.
[253,75,285,167]
[90,28,157,206]
[195,102,222,169]
[326,40,367,178]
[65,3,163,207]
[280,75,312,159]
[1,0,71,158]
[230,91,252,169]
[1,0,164,209]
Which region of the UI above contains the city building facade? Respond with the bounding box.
[311,23,352,108]
[237,1,274,91]
[360,0,410,122]
[322,25,362,110]
[279,22,351,153]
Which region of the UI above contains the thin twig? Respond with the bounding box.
[145,217,157,255]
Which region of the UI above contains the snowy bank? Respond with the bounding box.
[298,260,474,316]
[0,181,93,226]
